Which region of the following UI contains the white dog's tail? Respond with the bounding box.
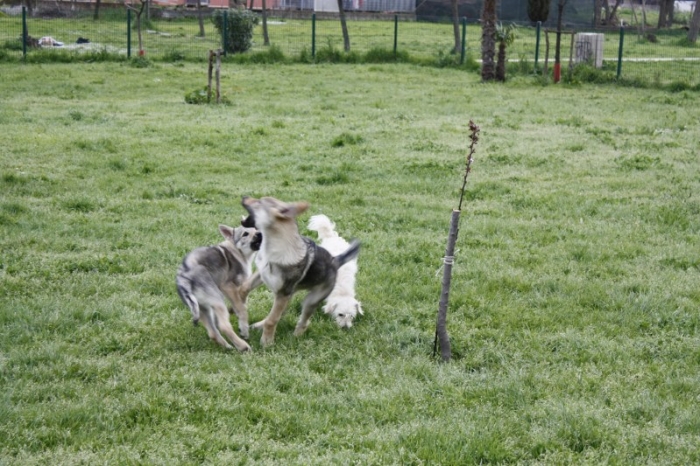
[308,214,339,241]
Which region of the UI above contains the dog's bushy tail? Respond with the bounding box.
[176,272,201,325]
[332,239,361,269]
[308,214,338,241]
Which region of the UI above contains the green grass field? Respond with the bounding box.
[1,62,699,464]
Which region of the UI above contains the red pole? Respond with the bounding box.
[553,62,561,82]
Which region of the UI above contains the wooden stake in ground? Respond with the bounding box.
[433,120,479,362]
[207,49,223,104]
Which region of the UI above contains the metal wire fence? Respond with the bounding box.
[1,6,699,87]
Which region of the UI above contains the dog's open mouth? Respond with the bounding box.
[251,231,262,251]
[241,213,256,228]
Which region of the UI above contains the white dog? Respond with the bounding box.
[307,214,363,328]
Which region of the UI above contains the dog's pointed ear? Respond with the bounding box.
[356,302,364,315]
[276,201,309,219]
[219,224,235,240]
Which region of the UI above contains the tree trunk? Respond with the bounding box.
[336,0,350,51]
[658,0,674,28]
[262,0,270,46]
[196,0,205,37]
[451,0,460,53]
[689,0,700,43]
[593,0,601,27]
[496,41,506,81]
[93,0,101,20]
[658,0,668,28]
[481,0,497,81]
[608,0,622,25]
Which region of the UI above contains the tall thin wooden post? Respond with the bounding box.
[433,121,479,363]
[435,210,460,361]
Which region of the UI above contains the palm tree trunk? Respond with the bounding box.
[480,0,497,81]
[496,42,506,81]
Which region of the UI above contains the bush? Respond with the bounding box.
[231,44,286,64]
[212,8,259,54]
[364,47,410,63]
[185,87,210,104]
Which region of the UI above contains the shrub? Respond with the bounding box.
[315,40,361,63]
[364,47,410,63]
[185,87,210,104]
[231,44,286,64]
[212,8,259,54]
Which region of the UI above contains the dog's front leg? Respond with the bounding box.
[251,293,292,347]
[222,284,250,340]
[240,271,263,301]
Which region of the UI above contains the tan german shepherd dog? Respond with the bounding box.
[241,196,360,346]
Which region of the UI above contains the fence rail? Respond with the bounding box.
[1,6,699,87]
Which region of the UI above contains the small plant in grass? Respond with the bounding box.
[163,49,186,62]
[130,55,151,68]
[331,133,363,147]
[184,87,230,105]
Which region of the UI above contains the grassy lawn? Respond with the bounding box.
[1,62,699,464]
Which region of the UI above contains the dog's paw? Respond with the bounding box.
[236,341,252,352]
[192,319,199,326]
[239,325,250,340]
[260,333,275,347]
[293,325,309,337]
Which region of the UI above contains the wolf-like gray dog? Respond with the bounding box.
[241,196,360,347]
[176,225,261,352]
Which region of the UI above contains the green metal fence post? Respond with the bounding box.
[393,15,398,57]
[617,26,624,80]
[127,9,131,58]
[534,21,541,74]
[460,17,467,65]
[312,13,316,60]
[222,10,228,55]
[21,6,27,60]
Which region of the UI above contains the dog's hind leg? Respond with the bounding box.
[221,283,250,340]
[213,302,251,352]
[199,306,233,350]
[251,293,292,347]
[294,285,333,337]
